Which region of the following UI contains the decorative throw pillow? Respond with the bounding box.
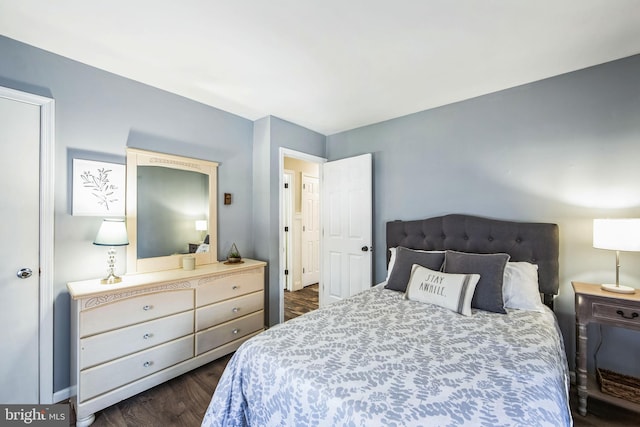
[385,247,445,292]
[503,262,545,312]
[386,247,444,281]
[443,250,510,314]
[405,264,479,316]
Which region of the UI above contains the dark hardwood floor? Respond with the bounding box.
[72,288,638,426]
[284,283,319,321]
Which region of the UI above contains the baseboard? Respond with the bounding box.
[53,385,75,403]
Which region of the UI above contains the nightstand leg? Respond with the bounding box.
[576,322,588,416]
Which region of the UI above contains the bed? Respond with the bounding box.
[202,214,572,427]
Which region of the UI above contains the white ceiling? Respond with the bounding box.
[1,1,639,135]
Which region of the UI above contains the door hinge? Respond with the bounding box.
[284,226,289,232]
[284,183,289,189]
[284,269,289,275]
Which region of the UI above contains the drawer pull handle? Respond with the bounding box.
[616,310,639,320]
[143,333,152,339]
[143,305,152,311]
[232,307,239,313]
[143,361,153,368]
[232,328,240,334]
[232,285,239,290]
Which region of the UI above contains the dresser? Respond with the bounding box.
[572,281,640,416]
[68,259,266,427]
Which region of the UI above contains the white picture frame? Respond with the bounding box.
[72,158,125,216]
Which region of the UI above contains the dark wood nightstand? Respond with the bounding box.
[188,243,199,253]
[572,281,640,416]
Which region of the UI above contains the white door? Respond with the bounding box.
[0,95,41,403]
[321,153,372,306]
[301,175,320,286]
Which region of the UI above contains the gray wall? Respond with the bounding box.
[327,54,640,377]
[0,35,255,393]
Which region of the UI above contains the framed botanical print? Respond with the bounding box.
[72,158,125,216]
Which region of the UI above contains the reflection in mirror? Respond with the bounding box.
[137,166,209,258]
[126,148,218,273]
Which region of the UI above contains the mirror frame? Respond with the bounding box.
[126,148,218,273]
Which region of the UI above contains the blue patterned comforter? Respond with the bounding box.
[202,285,572,427]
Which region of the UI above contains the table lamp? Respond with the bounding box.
[94,218,129,284]
[195,220,208,242]
[593,218,640,294]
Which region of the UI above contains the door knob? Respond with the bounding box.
[361,246,370,252]
[16,268,33,279]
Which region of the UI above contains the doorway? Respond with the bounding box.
[0,86,55,404]
[279,149,325,323]
[278,150,373,323]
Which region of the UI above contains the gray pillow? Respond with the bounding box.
[385,247,445,292]
[443,250,510,314]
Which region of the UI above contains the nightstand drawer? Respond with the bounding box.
[79,335,193,402]
[80,310,194,369]
[593,302,640,327]
[80,289,193,337]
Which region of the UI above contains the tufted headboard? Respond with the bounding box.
[386,214,559,307]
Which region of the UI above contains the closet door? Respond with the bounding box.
[301,174,320,287]
[0,94,41,403]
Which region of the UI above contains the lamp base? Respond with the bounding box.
[101,273,122,285]
[600,283,636,294]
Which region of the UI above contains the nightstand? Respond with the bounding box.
[572,281,640,416]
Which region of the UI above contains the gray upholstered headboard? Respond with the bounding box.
[386,214,559,307]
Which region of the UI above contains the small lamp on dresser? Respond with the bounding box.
[593,218,640,294]
[93,218,129,284]
[195,219,208,242]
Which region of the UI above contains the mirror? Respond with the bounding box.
[126,148,218,273]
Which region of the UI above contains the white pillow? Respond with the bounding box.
[503,262,545,312]
[405,264,479,316]
[195,243,209,254]
[386,247,398,280]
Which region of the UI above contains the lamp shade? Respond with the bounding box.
[593,219,640,252]
[93,218,129,246]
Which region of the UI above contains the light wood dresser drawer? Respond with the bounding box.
[80,311,194,369]
[196,291,263,331]
[196,311,264,355]
[196,269,263,307]
[80,289,193,337]
[80,335,194,402]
